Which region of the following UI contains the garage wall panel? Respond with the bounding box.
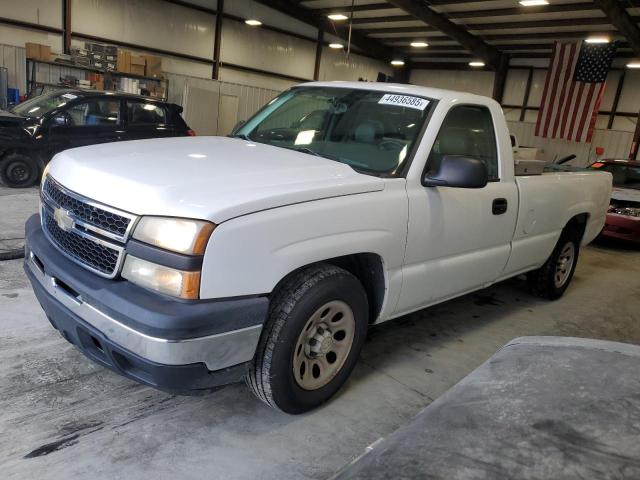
[71,0,215,60]
[0,0,62,28]
[0,25,62,52]
[219,67,296,92]
[409,70,495,97]
[526,69,548,108]
[617,70,640,115]
[319,48,392,82]
[221,19,315,81]
[0,44,26,92]
[503,68,529,106]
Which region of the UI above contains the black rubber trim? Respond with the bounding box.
[25,214,269,340]
[126,238,203,271]
[26,267,248,393]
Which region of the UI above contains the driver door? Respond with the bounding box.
[47,98,123,157]
[395,104,518,315]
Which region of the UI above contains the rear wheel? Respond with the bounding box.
[247,264,368,414]
[0,153,39,188]
[527,230,580,300]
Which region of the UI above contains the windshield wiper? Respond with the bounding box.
[285,146,339,162]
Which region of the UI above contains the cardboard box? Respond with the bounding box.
[94,80,104,91]
[142,55,162,78]
[26,42,40,59]
[40,45,51,61]
[130,55,146,76]
[25,43,51,61]
[117,50,131,73]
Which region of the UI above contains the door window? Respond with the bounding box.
[427,105,499,180]
[127,101,167,125]
[65,99,120,126]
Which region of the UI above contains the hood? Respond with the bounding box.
[611,187,640,204]
[47,136,385,223]
[0,109,26,127]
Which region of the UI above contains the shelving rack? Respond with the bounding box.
[26,58,169,101]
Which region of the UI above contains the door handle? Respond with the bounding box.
[492,198,508,215]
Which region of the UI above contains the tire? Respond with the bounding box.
[0,153,39,188]
[527,229,580,300]
[247,264,368,414]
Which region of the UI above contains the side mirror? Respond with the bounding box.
[423,155,488,189]
[50,113,71,127]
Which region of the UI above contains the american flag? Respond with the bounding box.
[535,41,617,143]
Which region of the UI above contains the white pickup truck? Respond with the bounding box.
[24,82,611,413]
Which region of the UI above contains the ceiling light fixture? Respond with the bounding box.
[519,0,549,6]
[627,61,640,69]
[329,43,344,49]
[328,13,349,21]
[469,61,485,67]
[391,60,405,66]
[586,36,610,44]
[245,19,262,26]
[410,41,429,48]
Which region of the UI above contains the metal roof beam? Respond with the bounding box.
[595,0,640,57]
[386,0,503,69]
[253,0,393,60]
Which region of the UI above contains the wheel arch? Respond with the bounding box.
[270,253,386,324]
[564,212,589,243]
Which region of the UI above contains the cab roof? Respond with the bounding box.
[297,81,497,106]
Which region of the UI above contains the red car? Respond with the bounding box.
[590,159,640,244]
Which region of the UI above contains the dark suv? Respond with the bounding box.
[0,89,194,187]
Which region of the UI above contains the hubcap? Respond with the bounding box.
[554,242,575,288]
[293,300,355,391]
[7,161,29,183]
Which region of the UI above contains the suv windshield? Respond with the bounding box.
[234,87,434,175]
[591,163,640,190]
[11,91,80,118]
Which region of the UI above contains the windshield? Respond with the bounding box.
[591,163,640,190]
[234,87,433,175]
[11,91,80,118]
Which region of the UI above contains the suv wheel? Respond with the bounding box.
[0,153,39,188]
[247,264,368,414]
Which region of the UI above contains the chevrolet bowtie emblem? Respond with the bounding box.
[53,207,75,232]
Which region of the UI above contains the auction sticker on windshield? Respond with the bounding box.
[378,94,429,110]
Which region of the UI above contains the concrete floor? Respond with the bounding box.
[1,185,639,480]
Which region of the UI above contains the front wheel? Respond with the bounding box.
[247,264,368,414]
[527,231,580,300]
[0,153,39,188]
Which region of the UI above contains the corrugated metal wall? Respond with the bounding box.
[0,44,26,93]
[166,73,281,136]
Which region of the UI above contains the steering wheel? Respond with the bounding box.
[377,139,406,151]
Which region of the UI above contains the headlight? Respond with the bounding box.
[122,255,200,299]
[132,216,215,255]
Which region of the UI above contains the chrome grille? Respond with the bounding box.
[42,177,132,239]
[40,176,136,278]
[43,210,120,275]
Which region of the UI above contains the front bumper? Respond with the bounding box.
[601,213,640,244]
[24,214,268,392]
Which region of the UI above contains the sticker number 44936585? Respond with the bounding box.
[378,94,429,111]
